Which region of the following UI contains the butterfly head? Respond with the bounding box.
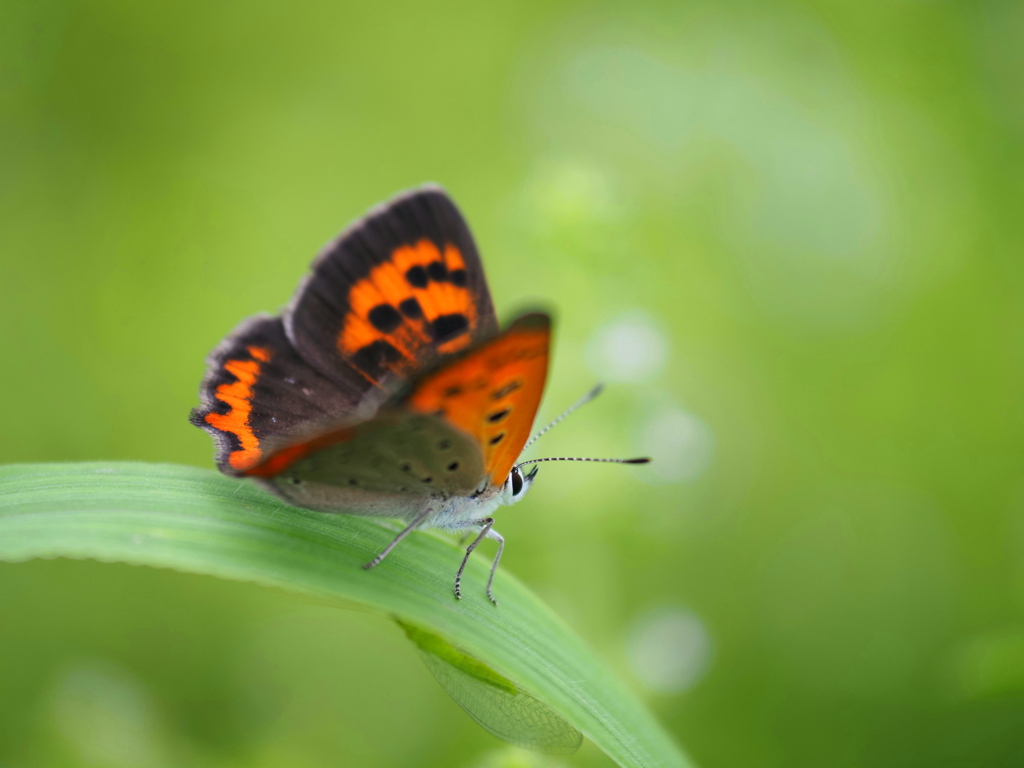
[500,464,540,506]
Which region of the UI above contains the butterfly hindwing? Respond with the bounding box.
[285,186,499,389]
[191,315,368,476]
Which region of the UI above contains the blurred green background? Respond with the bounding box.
[3,1,1024,766]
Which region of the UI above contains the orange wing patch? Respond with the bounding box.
[405,314,550,485]
[339,240,479,383]
[244,424,355,478]
[203,345,272,471]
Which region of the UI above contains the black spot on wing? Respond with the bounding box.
[489,432,506,445]
[431,313,469,341]
[427,261,449,281]
[368,304,403,333]
[405,265,429,288]
[487,408,510,423]
[351,340,403,380]
[450,269,467,287]
[399,298,423,319]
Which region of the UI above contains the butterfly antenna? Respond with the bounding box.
[515,456,651,470]
[522,383,605,452]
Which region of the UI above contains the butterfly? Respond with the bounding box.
[191,185,648,603]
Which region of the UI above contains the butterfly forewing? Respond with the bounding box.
[402,313,551,486]
[286,186,499,388]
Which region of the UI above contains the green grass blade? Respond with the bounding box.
[0,462,692,768]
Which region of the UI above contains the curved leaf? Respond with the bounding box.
[400,620,584,754]
[0,462,692,768]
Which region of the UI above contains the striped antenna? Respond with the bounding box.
[522,383,605,452]
[515,456,651,470]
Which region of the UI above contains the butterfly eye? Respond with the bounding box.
[510,467,523,496]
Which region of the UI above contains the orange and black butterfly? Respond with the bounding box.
[192,186,647,603]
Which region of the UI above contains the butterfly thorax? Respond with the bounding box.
[425,489,506,531]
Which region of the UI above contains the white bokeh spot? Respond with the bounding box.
[586,311,669,383]
[627,607,712,694]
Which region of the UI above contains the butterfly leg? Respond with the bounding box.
[362,507,434,570]
[454,519,493,602]
[454,519,504,605]
[483,528,504,606]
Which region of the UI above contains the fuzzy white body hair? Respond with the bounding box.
[427,492,506,531]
